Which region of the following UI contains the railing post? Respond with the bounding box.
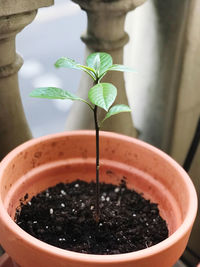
[66,0,147,137]
[169,0,200,262]
[0,0,54,160]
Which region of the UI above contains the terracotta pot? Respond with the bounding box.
[0,131,197,267]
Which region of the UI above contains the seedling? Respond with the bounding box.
[30,52,134,222]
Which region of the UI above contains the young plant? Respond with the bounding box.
[30,52,134,222]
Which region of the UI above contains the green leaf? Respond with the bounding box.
[88,83,117,111]
[30,87,93,109]
[108,64,136,72]
[92,53,101,76]
[30,87,82,101]
[101,104,131,124]
[86,52,113,78]
[55,57,81,70]
[55,57,96,80]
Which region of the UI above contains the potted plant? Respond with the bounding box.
[0,52,198,267]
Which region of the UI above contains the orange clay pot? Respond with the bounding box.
[0,131,197,267]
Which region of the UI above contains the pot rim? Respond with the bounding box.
[0,130,198,263]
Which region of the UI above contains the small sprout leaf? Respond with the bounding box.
[55,57,79,69]
[55,57,96,80]
[88,83,117,111]
[92,54,101,76]
[30,87,81,100]
[86,52,113,78]
[108,64,136,73]
[101,104,131,124]
[30,87,93,109]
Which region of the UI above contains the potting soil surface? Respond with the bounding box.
[15,179,168,254]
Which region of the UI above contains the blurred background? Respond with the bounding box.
[17,0,86,137]
[1,0,199,265]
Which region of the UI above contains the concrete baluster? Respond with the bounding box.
[0,0,54,160]
[66,0,147,137]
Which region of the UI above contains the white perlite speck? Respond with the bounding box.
[60,190,66,195]
[59,238,66,242]
[101,196,105,201]
[114,187,120,193]
[81,203,85,208]
[49,208,54,215]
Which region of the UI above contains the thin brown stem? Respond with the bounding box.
[94,105,100,222]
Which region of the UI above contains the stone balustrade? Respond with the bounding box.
[65,0,147,137]
[0,0,54,160]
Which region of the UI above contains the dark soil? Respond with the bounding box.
[15,179,168,255]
